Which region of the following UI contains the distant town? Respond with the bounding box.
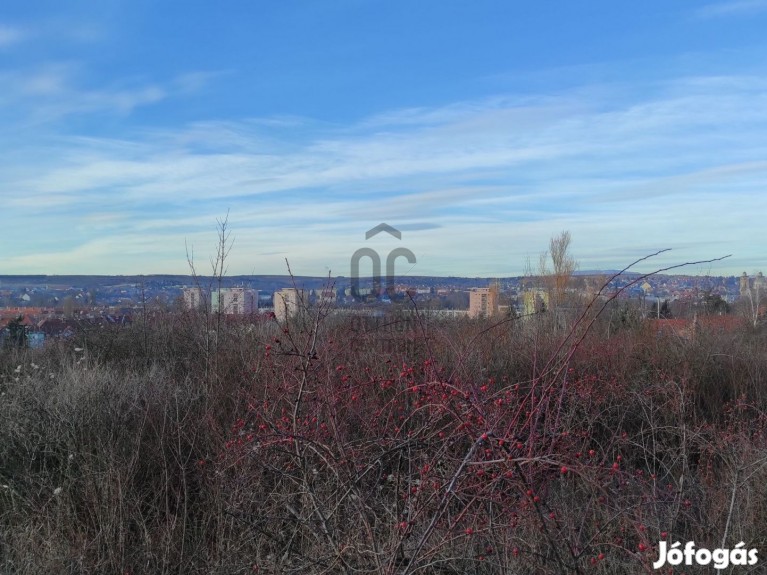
[1,271,763,349]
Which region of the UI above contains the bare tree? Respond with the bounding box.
[533,231,578,324]
[549,230,577,308]
[185,211,235,382]
[740,272,765,328]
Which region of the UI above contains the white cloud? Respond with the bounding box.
[0,66,222,126]
[172,70,230,94]
[695,0,767,17]
[0,24,25,48]
[2,75,766,275]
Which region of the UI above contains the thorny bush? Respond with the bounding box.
[2,298,767,573]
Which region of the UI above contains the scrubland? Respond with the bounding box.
[2,300,766,574]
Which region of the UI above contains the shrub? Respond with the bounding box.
[1,300,766,574]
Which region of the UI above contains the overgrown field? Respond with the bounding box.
[2,305,767,574]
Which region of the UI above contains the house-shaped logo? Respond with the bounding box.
[351,223,416,301]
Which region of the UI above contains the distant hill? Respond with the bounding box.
[572,270,642,277]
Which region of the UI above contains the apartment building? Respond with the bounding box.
[468,287,498,319]
[182,287,207,311]
[212,287,258,315]
[274,288,307,322]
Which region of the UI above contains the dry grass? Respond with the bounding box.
[1,308,766,574]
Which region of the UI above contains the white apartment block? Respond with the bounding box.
[182,287,207,310]
[274,288,307,322]
[212,287,258,315]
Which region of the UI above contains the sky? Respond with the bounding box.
[1,1,766,278]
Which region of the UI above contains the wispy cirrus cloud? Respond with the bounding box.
[0,24,26,48]
[0,64,221,127]
[1,74,765,275]
[695,0,767,17]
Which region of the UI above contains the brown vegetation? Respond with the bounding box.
[2,279,766,574]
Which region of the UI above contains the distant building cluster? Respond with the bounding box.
[0,309,131,349]
[3,270,765,351]
[182,287,258,315]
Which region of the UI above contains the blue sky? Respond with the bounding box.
[1,1,766,277]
